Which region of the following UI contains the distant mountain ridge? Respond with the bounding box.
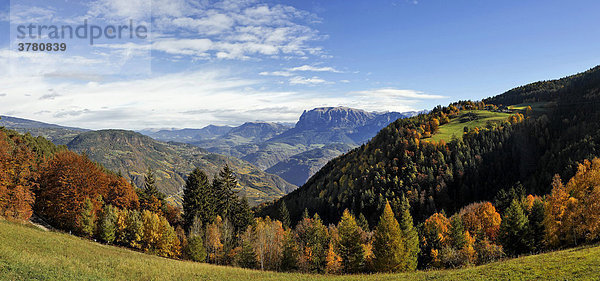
[0,115,88,145]
[140,125,233,143]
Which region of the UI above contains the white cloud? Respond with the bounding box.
[352,88,447,100]
[289,76,330,85]
[0,69,428,129]
[259,71,292,77]
[287,65,341,73]
[8,5,57,24]
[85,0,324,60]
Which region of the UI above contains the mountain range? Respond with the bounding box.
[143,107,419,185]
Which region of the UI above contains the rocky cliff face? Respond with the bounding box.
[295,107,374,130]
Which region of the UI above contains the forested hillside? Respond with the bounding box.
[66,130,296,205]
[259,66,600,228]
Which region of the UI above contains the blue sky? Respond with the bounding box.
[1,0,599,129]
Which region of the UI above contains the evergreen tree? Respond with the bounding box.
[280,230,299,271]
[213,165,237,218]
[398,195,419,271]
[124,209,144,249]
[278,202,291,229]
[449,215,466,250]
[185,234,207,262]
[373,201,405,272]
[336,209,364,273]
[78,197,96,237]
[528,199,546,252]
[499,199,530,256]
[144,169,165,200]
[229,197,254,233]
[237,227,257,268]
[98,204,118,244]
[139,169,165,212]
[183,168,214,232]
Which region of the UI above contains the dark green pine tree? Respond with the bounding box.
[337,209,365,273]
[183,168,215,232]
[397,195,419,271]
[213,164,237,218]
[237,228,257,269]
[230,197,254,233]
[499,199,531,256]
[278,201,291,229]
[528,199,546,253]
[144,168,164,200]
[449,215,466,250]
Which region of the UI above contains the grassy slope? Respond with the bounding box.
[1,220,598,281]
[427,110,512,142]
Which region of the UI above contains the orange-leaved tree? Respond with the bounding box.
[0,130,37,221]
[36,150,138,230]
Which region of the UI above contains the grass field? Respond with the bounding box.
[427,110,512,142]
[508,102,552,113]
[1,220,599,280]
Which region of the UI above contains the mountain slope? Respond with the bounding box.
[259,66,600,225]
[66,130,296,206]
[0,115,88,145]
[196,122,292,157]
[2,220,598,280]
[265,143,354,186]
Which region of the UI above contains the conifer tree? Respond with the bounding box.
[185,234,206,262]
[449,215,466,250]
[213,165,237,218]
[125,209,144,249]
[325,242,343,274]
[302,209,310,219]
[356,213,369,232]
[280,230,299,271]
[336,209,364,273]
[98,204,118,244]
[139,169,165,213]
[183,168,214,231]
[398,195,419,271]
[237,227,257,268]
[230,197,253,233]
[499,199,530,256]
[373,201,405,272]
[278,201,291,229]
[78,197,97,237]
[528,199,546,252]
